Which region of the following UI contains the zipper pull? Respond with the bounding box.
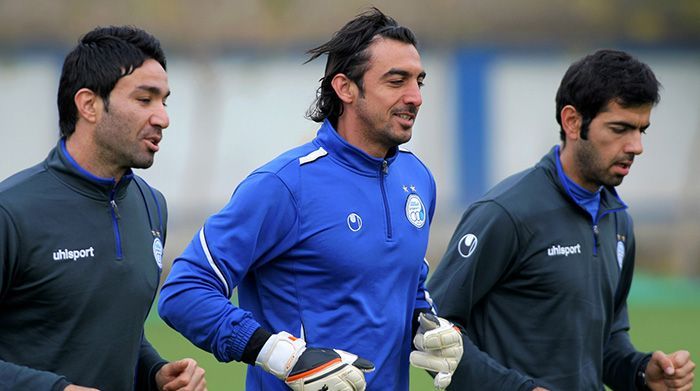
[592,224,599,246]
[111,200,121,219]
[382,160,389,175]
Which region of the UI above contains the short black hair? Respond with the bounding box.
[57,25,166,137]
[305,7,417,125]
[555,49,660,141]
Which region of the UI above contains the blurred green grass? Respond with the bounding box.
[146,274,700,390]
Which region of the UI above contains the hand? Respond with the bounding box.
[532,388,550,391]
[64,386,100,391]
[410,313,464,390]
[155,358,207,391]
[255,331,374,391]
[645,350,695,391]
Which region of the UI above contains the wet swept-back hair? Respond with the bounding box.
[57,25,166,137]
[556,49,660,141]
[305,7,417,125]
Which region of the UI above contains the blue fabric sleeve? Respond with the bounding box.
[414,172,437,313]
[158,172,300,363]
[428,201,535,390]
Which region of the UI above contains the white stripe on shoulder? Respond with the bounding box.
[399,147,411,153]
[199,227,231,297]
[299,147,328,165]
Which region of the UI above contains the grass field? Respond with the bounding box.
[146,274,700,390]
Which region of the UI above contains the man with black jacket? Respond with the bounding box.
[428,50,695,390]
[0,26,206,390]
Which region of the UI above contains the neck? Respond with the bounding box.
[335,115,389,159]
[65,131,125,182]
[558,143,597,192]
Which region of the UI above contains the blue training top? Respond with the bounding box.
[159,120,436,390]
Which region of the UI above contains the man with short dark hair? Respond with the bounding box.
[158,8,462,391]
[0,26,206,391]
[428,49,695,390]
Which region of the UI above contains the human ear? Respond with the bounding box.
[560,105,582,141]
[331,73,357,104]
[74,88,101,124]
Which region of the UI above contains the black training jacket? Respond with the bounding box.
[428,146,648,390]
[0,140,168,390]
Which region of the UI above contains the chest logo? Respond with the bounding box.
[616,240,625,269]
[547,243,582,257]
[52,247,95,261]
[405,194,426,228]
[153,237,163,269]
[458,234,478,258]
[347,213,363,232]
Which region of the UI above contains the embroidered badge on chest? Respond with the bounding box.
[616,240,625,269]
[405,193,426,228]
[153,237,163,269]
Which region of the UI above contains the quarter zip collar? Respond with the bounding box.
[539,145,628,216]
[46,138,134,200]
[314,119,399,176]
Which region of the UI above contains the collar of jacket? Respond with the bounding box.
[538,145,628,216]
[45,138,135,201]
[314,119,399,176]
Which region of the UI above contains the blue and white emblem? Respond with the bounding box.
[347,213,363,232]
[153,237,163,269]
[616,240,625,269]
[405,194,426,228]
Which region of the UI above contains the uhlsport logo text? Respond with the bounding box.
[52,247,95,261]
[547,243,582,257]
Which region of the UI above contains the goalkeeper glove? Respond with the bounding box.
[255,331,374,391]
[410,312,463,390]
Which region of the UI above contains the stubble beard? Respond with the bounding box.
[575,139,624,189]
[94,110,155,173]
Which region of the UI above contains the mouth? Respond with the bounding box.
[613,160,633,176]
[393,108,417,128]
[144,134,162,153]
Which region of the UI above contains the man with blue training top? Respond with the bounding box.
[428,49,695,390]
[158,7,462,391]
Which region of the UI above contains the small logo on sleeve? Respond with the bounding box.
[458,234,478,258]
[52,247,95,261]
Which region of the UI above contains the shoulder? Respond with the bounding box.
[0,161,50,210]
[397,148,434,179]
[480,164,557,215]
[253,142,325,176]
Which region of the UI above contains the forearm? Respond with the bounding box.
[0,359,70,391]
[603,330,648,391]
[450,333,536,391]
[135,336,168,391]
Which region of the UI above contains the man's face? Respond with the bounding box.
[573,100,651,190]
[353,37,425,154]
[94,58,170,173]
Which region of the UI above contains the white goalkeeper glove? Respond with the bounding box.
[255,331,374,391]
[410,313,464,390]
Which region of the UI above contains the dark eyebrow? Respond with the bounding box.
[136,85,171,98]
[607,121,650,131]
[383,68,427,79]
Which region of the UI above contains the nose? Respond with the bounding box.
[151,103,170,129]
[625,131,644,155]
[403,81,423,108]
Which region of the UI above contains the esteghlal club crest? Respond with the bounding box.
[405,194,426,228]
[616,240,625,269]
[153,237,163,269]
